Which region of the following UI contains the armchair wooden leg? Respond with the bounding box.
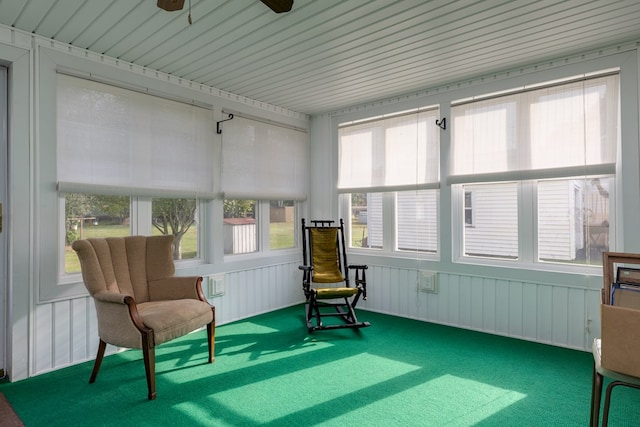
[89,339,107,384]
[207,321,215,363]
[142,334,156,400]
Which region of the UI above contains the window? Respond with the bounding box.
[63,193,202,271]
[221,115,307,255]
[339,108,440,255]
[57,74,213,271]
[223,199,297,255]
[450,72,619,267]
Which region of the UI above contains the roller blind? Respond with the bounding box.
[338,108,440,193]
[221,115,308,200]
[57,74,215,198]
[449,73,619,184]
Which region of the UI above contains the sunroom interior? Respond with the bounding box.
[1,0,640,394]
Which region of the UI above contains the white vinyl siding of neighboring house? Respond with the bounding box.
[538,177,611,263]
[461,178,611,264]
[364,190,438,253]
[538,180,578,262]
[463,183,518,259]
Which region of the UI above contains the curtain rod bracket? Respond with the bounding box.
[217,113,234,134]
[436,117,446,130]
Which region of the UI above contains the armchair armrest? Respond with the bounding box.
[90,291,151,349]
[91,290,131,304]
[148,276,205,302]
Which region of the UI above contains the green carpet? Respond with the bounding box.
[1,305,638,426]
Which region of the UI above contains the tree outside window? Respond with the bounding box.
[64,193,130,273]
[152,198,198,260]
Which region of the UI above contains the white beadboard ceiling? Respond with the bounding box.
[2,0,640,115]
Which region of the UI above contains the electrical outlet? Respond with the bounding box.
[419,271,438,293]
[207,274,225,297]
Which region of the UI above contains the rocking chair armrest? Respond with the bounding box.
[299,265,312,286]
[347,265,368,299]
[148,276,205,302]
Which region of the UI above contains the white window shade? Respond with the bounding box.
[449,74,619,184]
[57,74,215,198]
[221,115,308,200]
[338,109,440,192]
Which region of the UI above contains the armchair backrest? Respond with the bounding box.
[72,235,175,303]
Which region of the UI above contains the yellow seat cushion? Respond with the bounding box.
[315,287,359,299]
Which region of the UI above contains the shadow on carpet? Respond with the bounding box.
[0,305,637,426]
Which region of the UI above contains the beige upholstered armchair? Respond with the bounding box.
[72,235,215,400]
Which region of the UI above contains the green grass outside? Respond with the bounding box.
[65,222,296,273]
[269,221,295,250]
[65,225,199,273]
[351,223,367,247]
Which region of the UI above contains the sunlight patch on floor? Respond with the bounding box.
[326,373,527,426]
[197,353,420,424]
[211,322,325,365]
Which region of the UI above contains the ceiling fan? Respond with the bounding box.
[157,0,294,14]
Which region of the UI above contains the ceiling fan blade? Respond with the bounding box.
[260,0,294,13]
[157,0,185,12]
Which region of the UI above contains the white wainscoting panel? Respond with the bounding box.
[359,265,599,352]
[31,260,599,376]
[31,261,303,376]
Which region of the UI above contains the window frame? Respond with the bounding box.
[333,60,628,274]
[449,70,620,272]
[453,176,616,273]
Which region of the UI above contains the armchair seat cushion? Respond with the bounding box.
[138,299,214,346]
